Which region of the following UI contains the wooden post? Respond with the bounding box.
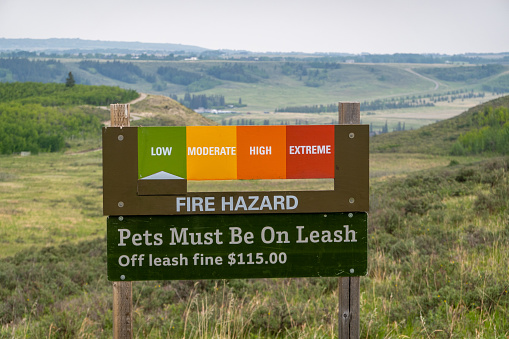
[338,102,361,339]
[110,103,133,339]
[111,104,130,128]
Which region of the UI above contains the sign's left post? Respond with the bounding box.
[110,103,133,339]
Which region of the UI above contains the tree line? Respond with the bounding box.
[0,58,67,82]
[280,62,336,87]
[275,104,338,113]
[156,66,220,92]
[180,93,225,109]
[170,93,245,110]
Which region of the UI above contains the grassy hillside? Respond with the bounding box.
[130,94,216,127]
[371,94,509,154]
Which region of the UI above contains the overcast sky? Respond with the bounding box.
[1,0,508,54]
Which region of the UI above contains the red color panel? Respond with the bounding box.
[286,125,334,179]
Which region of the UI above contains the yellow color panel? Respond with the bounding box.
[186,126,237,180]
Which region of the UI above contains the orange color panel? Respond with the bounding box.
[186,126,237,180]
[237,126,286,180]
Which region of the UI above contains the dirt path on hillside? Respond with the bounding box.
[129,92,147,105]
[405,68,440,91]
[99,92,147,110]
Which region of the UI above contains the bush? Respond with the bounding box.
[0,82,138,154]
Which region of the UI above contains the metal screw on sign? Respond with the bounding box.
[349,132,355,139]
[118,201,124,208]
[350,269,355,274]
[120,275,125,281]
[348,213,353,218]
[118,135,124,141]
[118,216,124,221]
[349,198,355,204]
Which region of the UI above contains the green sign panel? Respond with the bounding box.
[107,213,367,281]
[138,126,187,180]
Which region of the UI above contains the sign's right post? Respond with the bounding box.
[338,102,361,339]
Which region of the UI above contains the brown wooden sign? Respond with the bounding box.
[103,125,368,216]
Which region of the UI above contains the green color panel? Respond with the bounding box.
[138,126,187,179]
[107,213,367,281]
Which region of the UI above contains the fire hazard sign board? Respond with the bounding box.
[102,124,369,216]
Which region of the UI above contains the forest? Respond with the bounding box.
[452,106,509,155]
[156,66,220,92]
[0,82,138,154]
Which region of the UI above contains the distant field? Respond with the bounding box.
[202,92,506,131]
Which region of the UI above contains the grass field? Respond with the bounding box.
[0,151,104,257]
[1,149,508,338]
[0,150,480,257]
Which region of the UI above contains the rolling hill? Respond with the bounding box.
[1,56,508,133]
[0,83,215,154]
[130,94,216,127]
[0,38,208,54]
[371,94,509,154]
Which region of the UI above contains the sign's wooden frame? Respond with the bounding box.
[103,125,368,216]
